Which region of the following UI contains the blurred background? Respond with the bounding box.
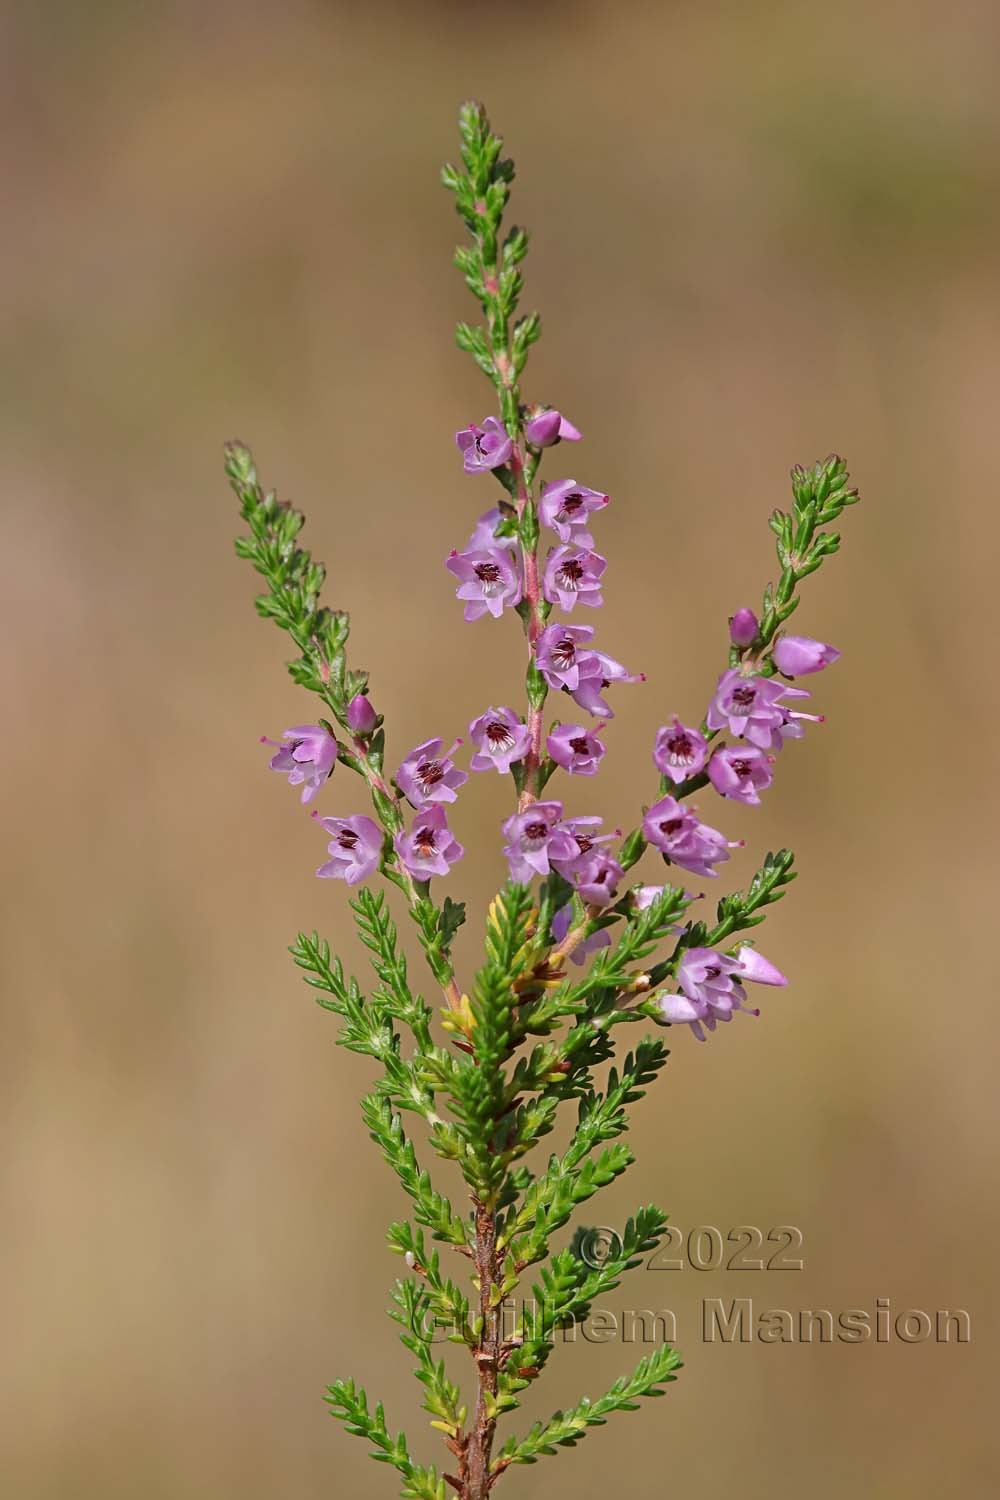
[2,1,997,1495]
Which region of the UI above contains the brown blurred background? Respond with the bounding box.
[2,1,997,1495]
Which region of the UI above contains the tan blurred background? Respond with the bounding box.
[2,1,998,1495]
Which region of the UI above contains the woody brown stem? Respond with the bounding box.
[466,1199,503,1499]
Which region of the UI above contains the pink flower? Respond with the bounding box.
[729,607,760,647]
[572,851,623,905]
[465,507,518,553]
[535,623,596,691]
[542,546,606,611]
[524,408,582,448]
[706,669,797,749]
[538,479,608,545]
[569,648,643,718]
[468,708,532,773]
[446,546,522,621]
[262,724,337,804]
[315,813,382,885]
[394,806,464,879]
[773,634,841,676]
[549,816,618,882]
[657,943,787,1040]
[641,795,740,878]
[396,738,468,808]
[502,801,576,881]
[708,745,773,805]
[455,417,513,473]
[547,723,606,776]
[551,904,611,966]
[346,694,377,736]
[736,945,788,986]
[653,718,708,785]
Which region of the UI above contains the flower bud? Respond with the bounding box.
[524,407,582,448]
[772,634,840,676]
[347,693,377,736]
[729,607,759,646]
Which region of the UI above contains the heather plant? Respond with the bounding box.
[224,103,859,1500]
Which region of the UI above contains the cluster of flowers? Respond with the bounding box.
[260,407,839,1042]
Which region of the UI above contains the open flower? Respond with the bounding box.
[455,417,513,473]
[706,669,797,749]
[653,718,708,785]
[446,546,522,621]
[547,722,606,776]
[542,545,606,611]
[708,745,773,805]
[549,815,618,882]
[538,479,608,545]
[394,806,464,879]
[642,795,740,878]
[569,648,643,718]
[572,851,624,904]
[535,623,596,691]
[502,801,576,881]
[396,737,468,807]
[468,708,532,773]
[262,724,337,804]
[524,408,582,448]
[314,813,382,885]
[657,942,787,1040]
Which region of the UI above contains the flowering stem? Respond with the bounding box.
[347,737,465,1012]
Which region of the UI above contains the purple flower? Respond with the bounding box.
[568,648,643,719]
[573,851,624,905]
[396,737,468,807]
[455,417,513,474]
[542,545,606,611]
[641,795,740,878]
[706,669,796,749]
[653,718,708,785]
[736,944,788,986]
[502,801,576,881]
[468,708,532,773]
[551,903,612,965]
[708,745,774,805]
[677,947,748,1013]
[539,480,609,545]
[346,694,377,737]
[262,724,337,804]
[547,722,606,776]
[525,408,582,448]
[657,942,787,1041]
[315,813,382,885]
[773,634,841,676]
[535,623,596,691]
[754,686,820,751]
[549,815,618,881]
[446,546,522,621]
[729,607,760,647]
[394,806,464,879]
[465,507,518,553]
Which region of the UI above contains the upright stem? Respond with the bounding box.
[467,1199,502,1499]
[350,735,464,1012]
[511,444,547,810]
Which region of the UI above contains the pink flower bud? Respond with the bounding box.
[729,607,759,646]
[524,407,582,448]
[772,634,841,676]
[347,693,377,736]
